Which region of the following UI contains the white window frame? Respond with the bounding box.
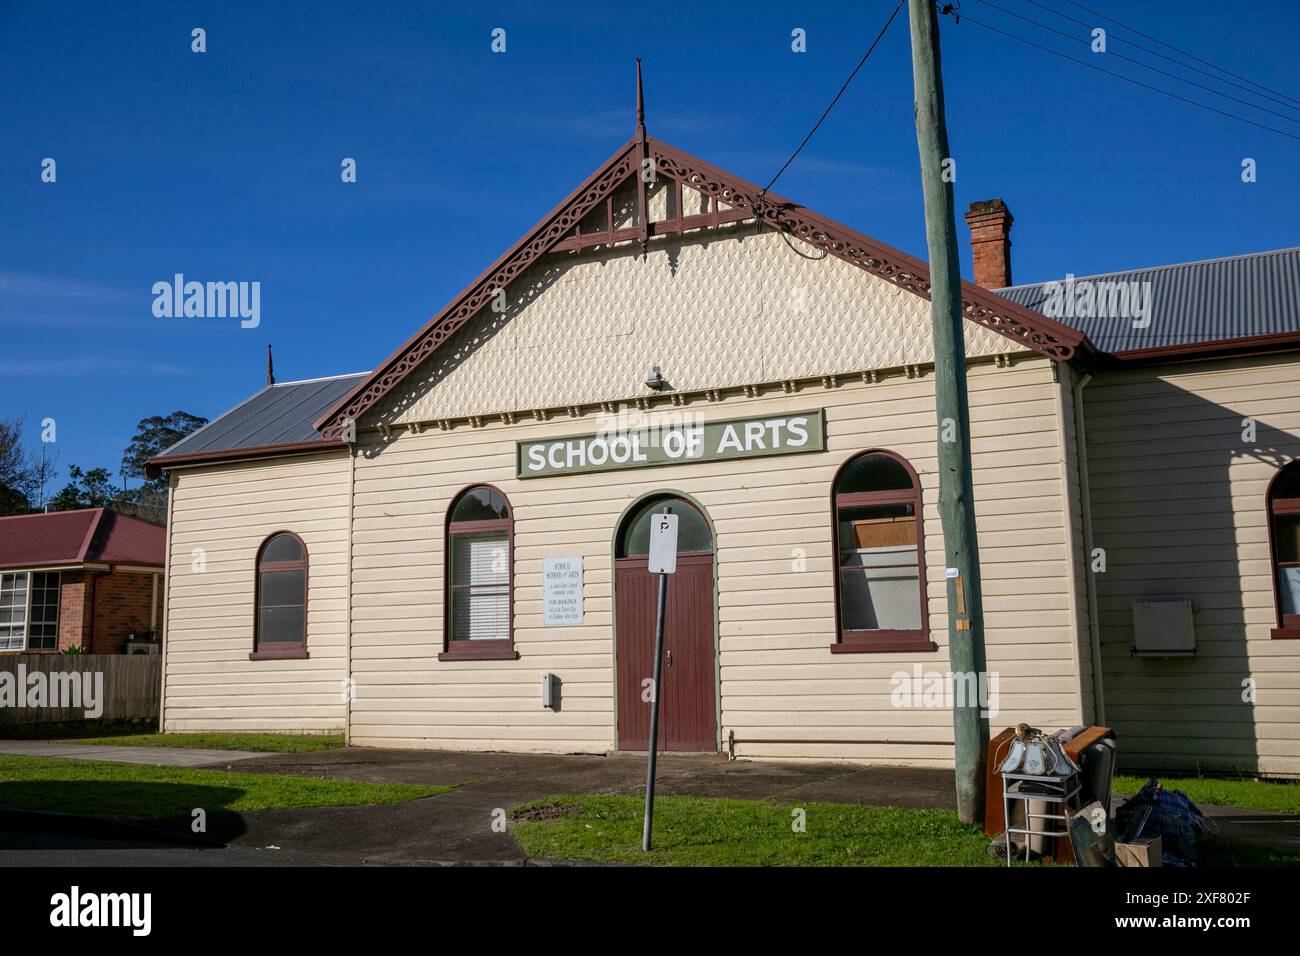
[0,570,61,652]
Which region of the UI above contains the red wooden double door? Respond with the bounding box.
[614,498,718,753]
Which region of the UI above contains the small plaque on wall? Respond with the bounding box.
[543,556,584,626]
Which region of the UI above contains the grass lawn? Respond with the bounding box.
[0,754,449,821]
[513,794,1300,867]
[1113,774,1300,815]
[512,794,1004,866]
[73,732,345,753]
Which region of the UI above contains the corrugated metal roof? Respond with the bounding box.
[0,508,165,569]
[156,372,368,460]
[997,246,1300,354]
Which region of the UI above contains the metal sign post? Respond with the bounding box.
[642,506,678,852]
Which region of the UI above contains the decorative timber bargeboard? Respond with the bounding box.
[314,135,1085,439]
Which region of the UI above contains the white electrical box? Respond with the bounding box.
[541,672,557,709]
[1132,600,1196,657]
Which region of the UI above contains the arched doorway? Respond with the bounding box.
[614,495,718,752]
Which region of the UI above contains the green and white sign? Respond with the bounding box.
[517,409,825,479]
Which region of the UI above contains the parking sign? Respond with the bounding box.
[647,512,678,574]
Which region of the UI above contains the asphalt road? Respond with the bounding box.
[0,827,323,866]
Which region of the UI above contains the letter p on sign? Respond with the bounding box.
[648,512,679,574]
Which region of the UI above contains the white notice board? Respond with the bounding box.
[542,556,584,626]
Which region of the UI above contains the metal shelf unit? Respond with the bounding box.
[1001,770,1083,866]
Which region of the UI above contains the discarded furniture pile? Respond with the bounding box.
[984,724,1213,867]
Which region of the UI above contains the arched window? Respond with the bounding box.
[1269,462,1300,638]
[831,450,933,653]
[252,532,308,660]
[617,496,713,558]
[440,485,518,661]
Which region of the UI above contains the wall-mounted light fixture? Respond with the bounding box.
[644,366,669,391]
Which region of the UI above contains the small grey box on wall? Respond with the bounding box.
[1132,600,1196,657]
[541,672,559,709]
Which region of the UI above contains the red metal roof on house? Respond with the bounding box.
[0,509,165,570]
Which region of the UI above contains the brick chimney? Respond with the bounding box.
[964,199,1014,289]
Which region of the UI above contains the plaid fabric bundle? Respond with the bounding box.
[1115,778,1210,867]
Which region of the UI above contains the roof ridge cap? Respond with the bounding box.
[75,508,106,561]
[1000,245,1300,290]
[271,371,371,387]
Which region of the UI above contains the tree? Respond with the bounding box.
[112,411,207,525]
[112,484,168,525]
[0,484,29,516]
[121,411,208,488]
[49,466,117,511]
[0,417,55,515]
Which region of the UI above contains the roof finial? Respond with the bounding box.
[267,344,275,386]
[635,57,645,138]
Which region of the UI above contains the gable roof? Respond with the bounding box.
[0,508,165,571]
[998,246,1300,357]
[312,134,1086,437]
[146,372,366,474]
[140,135,1297,474]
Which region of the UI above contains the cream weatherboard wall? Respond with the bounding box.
[1084,353,1300,777]
[162,452,350,732]
[158,198,1092,762]
[347,358,1088,763]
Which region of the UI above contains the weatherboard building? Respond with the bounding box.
[148,120,1300,777]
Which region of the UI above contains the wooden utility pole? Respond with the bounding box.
[907,0,989,824]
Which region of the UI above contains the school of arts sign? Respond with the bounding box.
[517,410,826,479]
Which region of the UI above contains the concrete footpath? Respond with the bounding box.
[0,740,266,766]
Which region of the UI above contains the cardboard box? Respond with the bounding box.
[1115,835,1162,868]
[852,517,916,548]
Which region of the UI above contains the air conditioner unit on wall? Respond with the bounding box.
[1131,599,1196,657]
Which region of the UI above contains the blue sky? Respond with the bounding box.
[3,0,1298,491]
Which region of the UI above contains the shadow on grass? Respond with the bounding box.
[1201,837,1300,867]
[0,780,248,846]
[0,719,155,741]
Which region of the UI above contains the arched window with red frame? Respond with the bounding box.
[830,450,934,653]
[252,531,308,660]
[440,485,518,661]
[1269,462,1300,639]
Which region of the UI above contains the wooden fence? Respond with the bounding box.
[0,654,161,724]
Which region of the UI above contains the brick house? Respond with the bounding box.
[0,508,165,655]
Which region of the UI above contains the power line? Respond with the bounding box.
[970,0,1300,126]
[760,0,906,197]
[1019,0,1300,113]
[945,8,1300,143]
[1057,0,1300,109]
